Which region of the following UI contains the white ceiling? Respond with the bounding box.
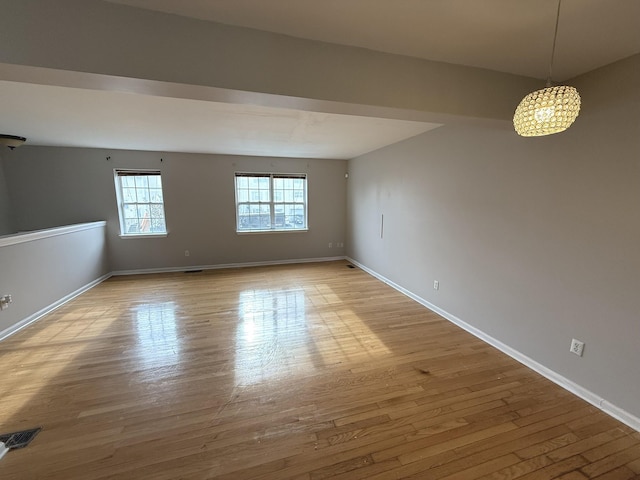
[3,0,639,158]
[0,80,440,159]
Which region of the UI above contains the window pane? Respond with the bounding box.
[125,219,139,233]
[150,204,165,220]
[123,204,137,219]
[274,204,284,227]
[148,176,162,188]
[135,176,149,188]
[115,171,167,236]
[121,177,135,187]
[151,218,166,233]
[137,205,150,219]
[259,204,270,215]
[234,174,306,232]
[150,188,163,203]
[136,188,149,203]
[123,187,136,203]
[237,190,248,203]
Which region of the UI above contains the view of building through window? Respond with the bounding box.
[235,173,307,232]
[114,170,167,236]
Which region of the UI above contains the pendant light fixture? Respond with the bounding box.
[513,0,580,137]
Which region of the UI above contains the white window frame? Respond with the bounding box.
[234,173,308,233]
[114,169,168,238]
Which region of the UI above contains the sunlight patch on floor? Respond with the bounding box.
[234,285,391,386]
[133,301,182,369]
[0,306,120,424]
[235,288,312,386]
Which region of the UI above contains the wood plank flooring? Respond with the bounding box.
[0,261,638,479]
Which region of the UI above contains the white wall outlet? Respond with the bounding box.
[570,338,585,357]
[184,250,190,257]
[0,294,12,310]
[328,243,332,248]
[433,280,439,290]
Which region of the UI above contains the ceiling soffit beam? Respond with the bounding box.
[0,0,539,122]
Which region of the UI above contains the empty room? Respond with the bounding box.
[1,1,639,478]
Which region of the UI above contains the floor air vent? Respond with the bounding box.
[346,265,356,269]
[0,427,42,450]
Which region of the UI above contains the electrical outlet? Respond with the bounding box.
[570,338,585,357]
[433,280,439,290]
[184,250,190,257]
[0,294,12,310]
[328,243,332,248]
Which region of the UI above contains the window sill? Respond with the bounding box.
[236,229,309,235]
[119,233,168,239]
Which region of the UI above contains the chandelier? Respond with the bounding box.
[513,0,580,137]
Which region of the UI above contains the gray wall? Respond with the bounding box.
[347,55,640,419]
[0,222,109,338]
[3,147,347,272]
[0,153,13,235]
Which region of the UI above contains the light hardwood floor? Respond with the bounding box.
[1,261,639,479]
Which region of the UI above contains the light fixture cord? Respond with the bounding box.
[546,0,562,86]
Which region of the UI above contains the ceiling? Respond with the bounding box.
[106,0,640,81]
[0,80,439,159]
[3,0,639,159]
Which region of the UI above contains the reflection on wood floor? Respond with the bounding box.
[1,261,639,479]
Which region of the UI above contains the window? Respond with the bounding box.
[114,170,167,236]
[235,173,307,232]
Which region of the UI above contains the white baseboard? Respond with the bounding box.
[111,256,347,276]
[0,273,112,342]
[346,257,640,433]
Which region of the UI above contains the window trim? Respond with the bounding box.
[114,169,168,238]
[234,172,308,234]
